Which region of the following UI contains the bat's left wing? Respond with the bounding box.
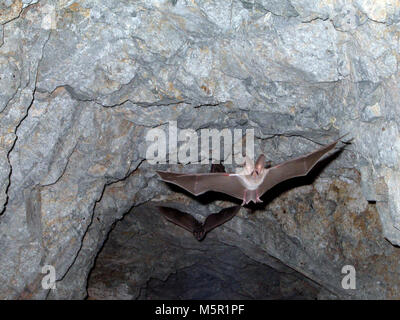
[157,171,246,201]
[203,205,241,233]
[257,137,341,197]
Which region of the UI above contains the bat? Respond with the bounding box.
[157,136,344,205]
[157,205,241,241]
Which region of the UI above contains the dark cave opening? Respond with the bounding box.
[87,203,325,300]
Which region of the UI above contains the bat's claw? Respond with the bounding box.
[256,197,263,203]
[193,230,205,241]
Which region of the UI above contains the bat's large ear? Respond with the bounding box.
[255,154,266,173]
[244,156,254,170]
[236,156,254,174]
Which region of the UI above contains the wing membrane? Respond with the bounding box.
[258,138,340,196]
[157,171,245,201]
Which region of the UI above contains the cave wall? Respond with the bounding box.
[1,0,400,299]
[88,204,326,300]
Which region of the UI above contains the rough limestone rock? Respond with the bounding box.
[1,0,400,299]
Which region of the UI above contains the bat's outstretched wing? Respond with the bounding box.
[203,205,241,233]
[157,206,201,233]
[156,171,246,201]
[258,138,341,196]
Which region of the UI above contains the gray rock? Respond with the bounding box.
[0,0,400,300]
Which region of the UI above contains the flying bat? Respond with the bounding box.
[157,137,343,205]
[157,205,240,241]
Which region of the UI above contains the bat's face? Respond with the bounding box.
[237,155,266,176]
[251,168,261,177]
[237,154,266,177]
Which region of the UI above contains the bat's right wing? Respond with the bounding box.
[258,138,341,196]
[157,206,201,233]
[203,205,241,233]
[157,171,246,201]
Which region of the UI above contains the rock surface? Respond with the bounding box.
[0,0,400,299]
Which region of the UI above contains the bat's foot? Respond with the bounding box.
[242,191,263,206]
[242,190,248,206]
[255,190,263,203]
